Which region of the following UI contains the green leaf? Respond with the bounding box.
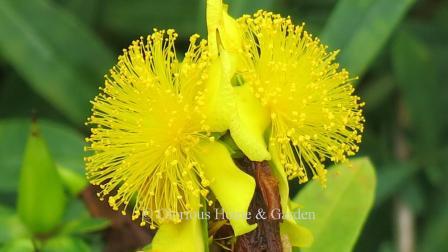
[62,199,91,222]
[59,198,109,236]
[40,120,86,177]
[0,238,34,252]
[0,0,113,123]
[57,0,101,26]
[59,198,111,238]
[0,205,30,244]
[294,158,376,252]
[321,0,415,76]
[17,121,66,233]
[391,31,441,158]
[375,162,418,206]
[0,120,29,193]
[41,236,90,252]
[60,217,110,235]
[0,118,86,193]
[57,165,87,196]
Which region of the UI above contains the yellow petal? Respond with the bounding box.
[230,85,271,161]
[270,143,314,248]
[204,59,235,132]
[220,49,238,79]
[150,217,204,252]
[206,0,223,56]
[206,0,242,55]
[218,6,242,53]
[196,141,257,236]
[280,219,314,248]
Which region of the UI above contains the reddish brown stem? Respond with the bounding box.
[234,159,283,252]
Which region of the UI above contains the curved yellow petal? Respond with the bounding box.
[280,219,314,248]
[206,0,222,56]
[220,49,239,80]
[204,59,235,132]
[150,217,204,252]
[230,85,271,161]
[270,143,314,248]
[196,141,257,236]
[218,6,242,53]
[206,0,242,56]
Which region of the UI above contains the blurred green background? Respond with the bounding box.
[0,0,447,251]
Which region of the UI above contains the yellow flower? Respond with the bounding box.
[236,11,365,185]
[207,2,365,186]
[85,29,256,236]
[206,0,365,248]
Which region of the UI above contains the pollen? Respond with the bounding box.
[238,11,365,185]
[85,30,212,227]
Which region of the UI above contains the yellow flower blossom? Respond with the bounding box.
[236,11,365,185]
[207,1,365,186]
[206,0,365,248]
[85,29,256,236]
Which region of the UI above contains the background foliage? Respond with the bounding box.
[0,0,447,251]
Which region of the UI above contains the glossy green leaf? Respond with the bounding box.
[375,162,418,205]
[321,0,415,76]
[41,236,90,252]
[0,0,112,123]
[0,118,86,193]
[40,120,86,176]
[60,217,110,235]
[391,31,441,157]
[57,199,109,245]
[294,158,376,252]
[0,120,29,193]
[57,165,87,196]
[0,205,30,244]
[17,121,66,233]
[57,0,101,25]
[0,238,34,252]
[62,199,90,222]
[59,199,109,236]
